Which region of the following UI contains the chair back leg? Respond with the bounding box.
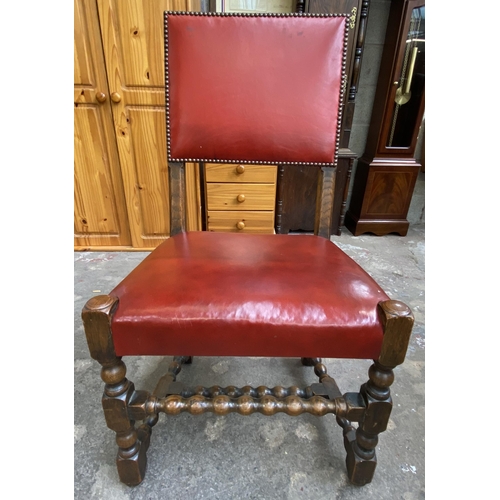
[168,161,187,236]
[315,166,337,239]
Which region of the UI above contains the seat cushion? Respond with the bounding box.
[110,232,389,359]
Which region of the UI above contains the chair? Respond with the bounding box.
[82,11,414,487]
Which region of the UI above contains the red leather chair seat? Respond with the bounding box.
[110,232,388,359]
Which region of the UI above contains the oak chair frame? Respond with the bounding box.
[82,11,414,488]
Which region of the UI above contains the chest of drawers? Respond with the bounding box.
[204,163,277,233]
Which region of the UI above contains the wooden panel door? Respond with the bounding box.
[74,0,131,248]
[97,0,202,249]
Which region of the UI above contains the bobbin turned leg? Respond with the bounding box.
[344,300,413,486]
[344,360,393,485]
[82,295,149,486]
[301,357,322,366]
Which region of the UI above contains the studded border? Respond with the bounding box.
[164,11,350,167]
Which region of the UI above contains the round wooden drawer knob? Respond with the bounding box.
[235,165,245,174]
[237,194,246,203]
[111,92,122,103]
[96,92,107,103]
[236,221,245,230]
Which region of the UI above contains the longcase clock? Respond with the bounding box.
[345,0,425,236]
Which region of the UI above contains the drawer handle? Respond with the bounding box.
[236,221,245,230]
[235,165,245,174]
[237,194,246,203]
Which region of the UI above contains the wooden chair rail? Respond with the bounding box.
[125,356,366,420]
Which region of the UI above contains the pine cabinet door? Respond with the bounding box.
[97,0,202,249]
[74,0,131,248]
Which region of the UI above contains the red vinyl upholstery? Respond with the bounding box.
[110,232,388,358]
[165,13,348,165]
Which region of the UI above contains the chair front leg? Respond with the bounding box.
[344,360,394,485]
[82,295,149,486]
[344,300,413,485]
[101,358,148,486]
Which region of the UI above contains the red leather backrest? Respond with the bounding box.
[165,12,349,166]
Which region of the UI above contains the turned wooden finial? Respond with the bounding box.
[85,294,116,311]
[82,295,119,364]
[377,300,414,367]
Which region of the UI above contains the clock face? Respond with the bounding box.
[386,4,425,149]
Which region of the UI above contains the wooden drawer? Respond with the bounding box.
[205,163,277,183]
[207,211,275,233]
[206,183,276,211]
[204,163,277,233]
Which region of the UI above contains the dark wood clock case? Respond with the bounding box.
[344,0,425,236]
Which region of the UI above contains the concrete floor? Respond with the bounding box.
[74,224,425,499]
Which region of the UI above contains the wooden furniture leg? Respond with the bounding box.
[82,295,149,486]
[314,166,336,239]
[342,360,393,485]
[300,357,322,366]
[341,300,413,485]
